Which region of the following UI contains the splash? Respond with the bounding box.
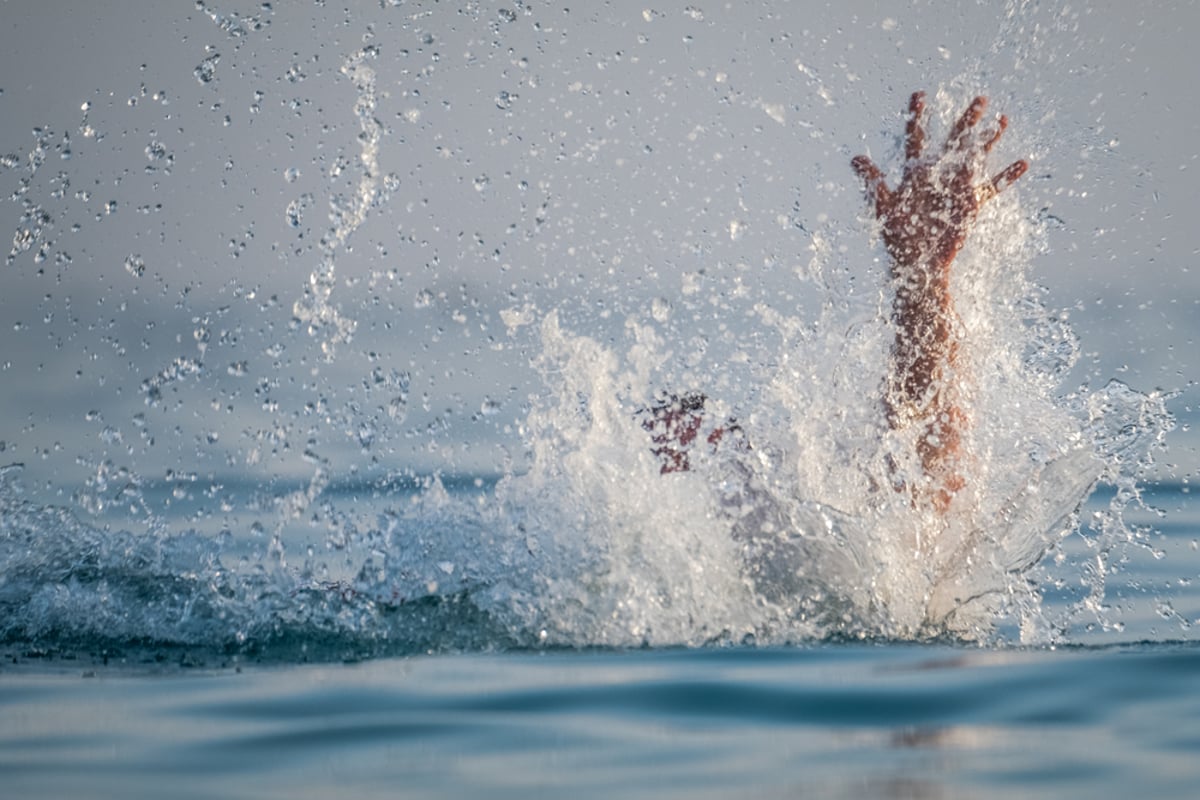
[0,197,1172,655]
[0,37,1177,658]
[291,44,392,360]
[478,209,1172,643]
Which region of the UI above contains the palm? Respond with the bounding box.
[853,92,1028,271]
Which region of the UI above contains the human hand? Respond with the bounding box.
[851,92,1028,271]
[640,393,743,474]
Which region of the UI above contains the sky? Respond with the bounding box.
[1,0,1197,507]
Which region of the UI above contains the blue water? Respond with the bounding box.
[2,486,1197,798]
[5,643,1200,799]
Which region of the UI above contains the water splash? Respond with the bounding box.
[291,45,387,360]
[0,175,1173,652]
[0,15,1181,659]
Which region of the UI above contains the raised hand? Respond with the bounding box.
[851,92,1028,272]
[852,91,1028,512]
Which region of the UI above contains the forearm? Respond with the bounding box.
[889,256,959,406]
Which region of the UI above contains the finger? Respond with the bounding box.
[982,114,1008,153]
[993,159,1028,191]
[851,155,893,213]
[947,96,988,151]
[851,154,883,183]
[905,91,927,162]
[977,159,1029,204]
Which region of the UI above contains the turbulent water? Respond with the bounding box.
[0,120,1173,657]
[0,4,1183,662]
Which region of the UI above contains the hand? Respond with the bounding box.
[851,92,1028,271]
[640,393,743,474]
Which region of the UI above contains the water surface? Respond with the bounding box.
[6,641,1200,800]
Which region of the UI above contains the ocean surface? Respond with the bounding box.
[2,484,1197,799]
[5,641,1200,800]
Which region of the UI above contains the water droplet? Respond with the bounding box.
[194,52,221,84]
[144,140,165,161]
[388,395,408,422]
[124,254,145,277]
[356,422,376,450]
[414,288,434,308]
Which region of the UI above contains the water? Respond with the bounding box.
[5,641,1200,799]
[2,485,1197,798]
[2,2,1198,797]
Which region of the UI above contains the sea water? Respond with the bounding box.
[6,645,1200,800]
[2,482,1199,799]
[1,2,1197,797]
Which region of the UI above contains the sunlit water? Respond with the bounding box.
[1,2,1197,797]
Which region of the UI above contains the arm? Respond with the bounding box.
[852,92,1028,510]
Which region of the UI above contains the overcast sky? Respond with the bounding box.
[1,1,1197,504]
